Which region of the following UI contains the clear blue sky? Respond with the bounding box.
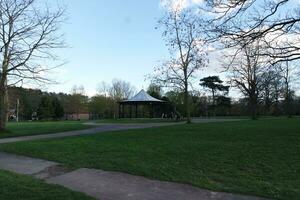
[48,0,170,96]
[46,0,299,97]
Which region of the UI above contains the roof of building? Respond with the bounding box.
[120,89,164,103]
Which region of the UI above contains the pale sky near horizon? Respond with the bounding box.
[44,0,224,96]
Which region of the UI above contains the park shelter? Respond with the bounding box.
[119,90,166,118]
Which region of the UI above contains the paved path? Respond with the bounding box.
[0,152,57,175]
[191,118,245,123]
[0,152,267,200]
[0,118,245,144]
[0,123,177,144]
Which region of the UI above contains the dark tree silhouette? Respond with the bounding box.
[52,97,64,120]
[200,76,229,107]
[37,96,64,120]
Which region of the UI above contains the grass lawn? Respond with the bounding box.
[0,121,92,138]
[0,118,299,199]
[0,170,94,200]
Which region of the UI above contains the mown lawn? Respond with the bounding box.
[0,170,94,200]
[0,121,91,138]
[0,118,299,199]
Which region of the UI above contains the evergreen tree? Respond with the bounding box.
[37,96,55,120]
[52,97,64,120]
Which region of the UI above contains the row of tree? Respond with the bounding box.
[7,74,300,122]
[6,79,136,121]
[8,87,84,121]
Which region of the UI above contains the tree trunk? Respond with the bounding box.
[286,91,292,118]
[212,89,216,117]
[285,79,292,118]
[274,86,280,116]
[250,95,258,120]
[0,77,8,132]
[184,83,191,124]
[284,61,292,118]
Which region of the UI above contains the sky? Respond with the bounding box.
[44,0,222,96]
[47,0,169,96]
[43,0,299,97]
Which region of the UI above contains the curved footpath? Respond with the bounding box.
[0,123,177,144]
[0,118,243,144]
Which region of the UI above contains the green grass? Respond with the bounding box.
[0,121,91,138]
[0,118,299,199]
[0,170,94,200]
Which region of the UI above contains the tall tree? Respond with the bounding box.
[37,95,63,120]
[109,79,135,101]
[225,42,265,119]
[52,96,64,120]
[108,79,135,119]
[199,76,229,107]
[147,83,163,99]
[281,61,294,117]
[69,85,88,118]
[97,81,110,97]
[89,95,111,119]
[0,0,65,131]
[37,96,54,120]
[152,6,208,123]
[259,65,283,115]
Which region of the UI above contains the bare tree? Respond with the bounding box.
[225,42,265,119]
[259,65,283,114]
[204,0,300,63]
[280,61,297,117]
[0,0,65,131]
[151,6,208,123]
[71,85,86,96]
[96,81,110,97]
[69,85,88,119]
[109,79,135,101]
[106,79,135,119]
[271,68,284,115]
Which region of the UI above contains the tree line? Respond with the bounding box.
[6,76,300,122]
[6,80,137,121]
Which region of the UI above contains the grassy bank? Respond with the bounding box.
[0,121,91,138]
[0,170,93,200]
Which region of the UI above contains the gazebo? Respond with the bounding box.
[118,90,166,118]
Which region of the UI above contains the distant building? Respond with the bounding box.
[118,89,168,118]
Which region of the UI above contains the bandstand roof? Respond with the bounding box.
[120,89,164,103]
